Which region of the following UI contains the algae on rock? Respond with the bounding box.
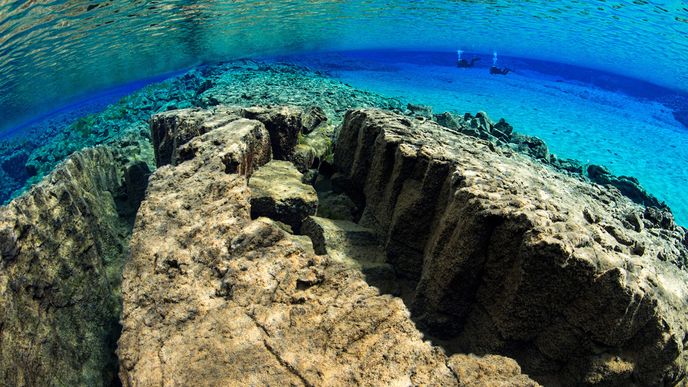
[0,147,136,386]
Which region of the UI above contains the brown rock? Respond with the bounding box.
[249,160,318,231]
[151,105,309,168]
[150,107,241,166]
[240,106,306,160]
[118,108,538,387]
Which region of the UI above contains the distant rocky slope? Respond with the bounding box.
[0,61,403,205]
[0,61,678,227]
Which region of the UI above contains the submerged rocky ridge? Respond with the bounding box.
[335,109,688,385]
[0,61,686,386]
[0,61,678,227]
[117,105,687,385]
[0,61,403,205]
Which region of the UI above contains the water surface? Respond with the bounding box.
[2,0,688,132]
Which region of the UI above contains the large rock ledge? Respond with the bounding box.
[0,147,134,386]
[117,109,537,386]
[334,109,688,385]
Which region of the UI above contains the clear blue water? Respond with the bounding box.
[1,1,688,223]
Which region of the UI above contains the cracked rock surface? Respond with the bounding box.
[118,108,537,386]
[335,109,688,386]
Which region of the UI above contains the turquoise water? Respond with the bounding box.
[1,1,688,223]
[1,1,688,132]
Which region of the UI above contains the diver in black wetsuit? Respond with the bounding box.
[457,57,480,68]
[489,66,511,75]
[489,51,510,75]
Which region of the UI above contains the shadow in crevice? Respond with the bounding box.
[300,167,472,356]
[114,160,152,227]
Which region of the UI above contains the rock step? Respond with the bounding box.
[249,160,318,232]
[302,216,398,294]
[302,216,381,257]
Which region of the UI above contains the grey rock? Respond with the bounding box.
[510,132,550,160]
[407,103,433,119]
[291,144,316,173]
[317,190,359,221]
[240,106,306,160]
[150,107,239,166]
[151,105,308,168]
[178,118,271,176]
[334,109,688,386]
[300,105,328,134]
[588,164,669,212]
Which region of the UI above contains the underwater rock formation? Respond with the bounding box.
[432,110,672,214]
[587,164,669,211]
[118,106,538,386]
[2,60,674,229]
[1,68,686,385]
[151,105,327,168]
[335,109,688,385]
[0,147,134,386]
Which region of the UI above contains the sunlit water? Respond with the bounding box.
[1,1,688,222]
[2,0,688,131]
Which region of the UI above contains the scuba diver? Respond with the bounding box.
[458,57,480,68]
[456,50,480,68]
[489,51,511,75]
[490,66,511,75]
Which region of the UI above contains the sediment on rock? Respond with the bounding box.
[118,106,538,386]
[0,146,142,386]
[334,109,688,386]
